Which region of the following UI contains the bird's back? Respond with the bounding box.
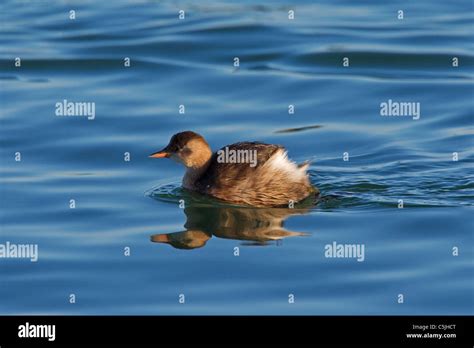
[194,142,317,207]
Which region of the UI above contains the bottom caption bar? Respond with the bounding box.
[0,315,472,346]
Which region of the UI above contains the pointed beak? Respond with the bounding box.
[149,149,170,158]
[148,146,171,158]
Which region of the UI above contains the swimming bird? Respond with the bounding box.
[149,131,319,207]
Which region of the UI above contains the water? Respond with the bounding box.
[0,0,473,315]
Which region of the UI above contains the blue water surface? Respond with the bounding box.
[0,0,473,314]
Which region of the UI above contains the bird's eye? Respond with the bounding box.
[181,147,192,156]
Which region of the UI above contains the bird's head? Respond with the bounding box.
[149,131,212,168]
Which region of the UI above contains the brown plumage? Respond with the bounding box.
[150,131,319,207]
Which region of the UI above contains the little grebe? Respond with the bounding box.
[150,131,318,207]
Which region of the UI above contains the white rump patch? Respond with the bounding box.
[265,149,308,181]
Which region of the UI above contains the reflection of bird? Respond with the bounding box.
[150,131,319,207]
[150,205,309,250]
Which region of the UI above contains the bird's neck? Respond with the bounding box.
[182,151,212,190]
